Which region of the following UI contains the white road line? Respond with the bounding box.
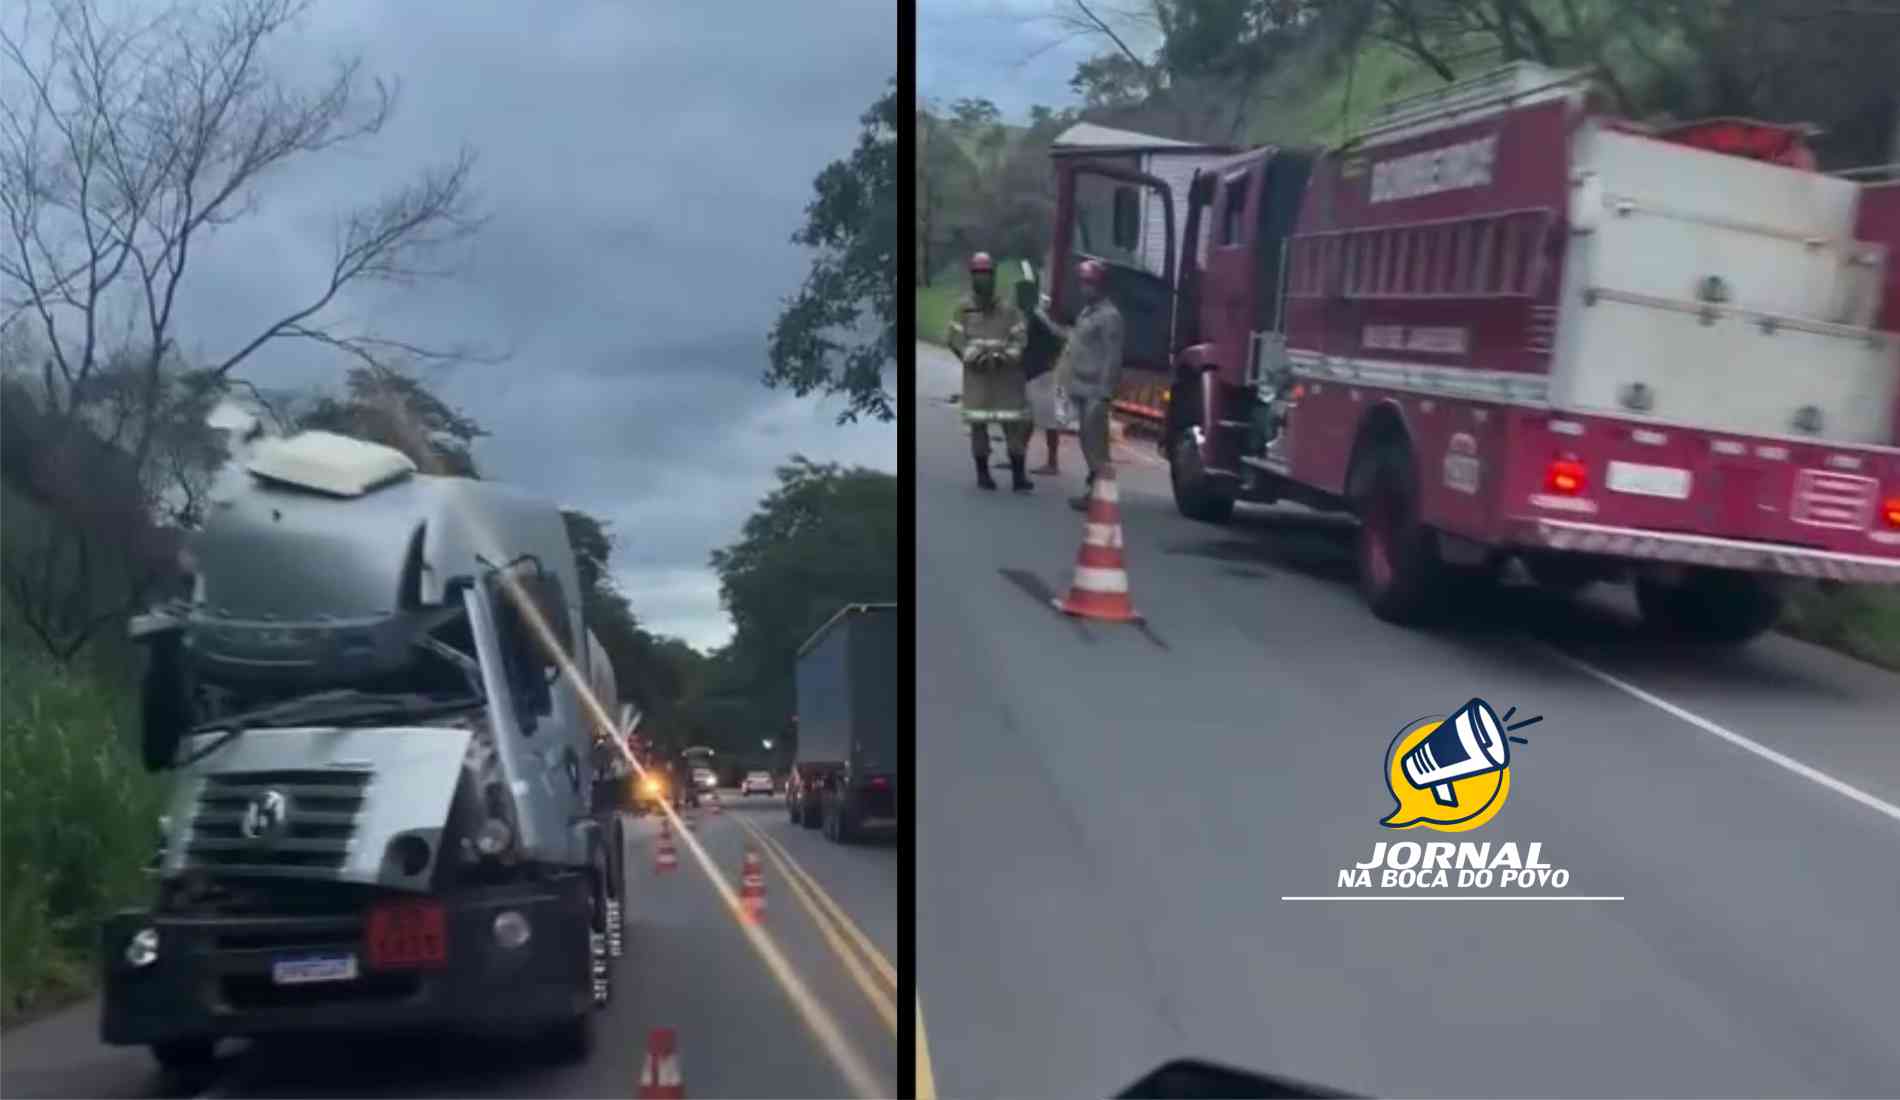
[1539,643,1900,827]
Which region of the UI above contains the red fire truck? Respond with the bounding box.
[1045,62,1900,641]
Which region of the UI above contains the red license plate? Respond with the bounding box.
[365,900,447,969]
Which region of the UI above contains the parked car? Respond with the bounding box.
[742,771,774,796]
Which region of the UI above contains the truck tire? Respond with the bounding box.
[799,792,822,829]
[1169,421,1236,525]
[544,1010,595,1063]
[1635,569,1784,644]
[823,790,855,845]
[1350,443,1447,625]
[606,820,626,960]
[151,1038,217,1073]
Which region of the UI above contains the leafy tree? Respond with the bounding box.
[708,456,897,751]
[765,80,896,424]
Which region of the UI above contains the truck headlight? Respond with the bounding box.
[475,818,513,857]
[125,927,159,968]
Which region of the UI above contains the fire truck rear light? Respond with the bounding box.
[1546,456,1587,495]
[1881,495,1900,529]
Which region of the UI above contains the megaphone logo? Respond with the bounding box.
[1382,698,1539,831]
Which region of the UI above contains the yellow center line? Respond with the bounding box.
[916,993,939,1100]
[737,815,897,1033]
[747,818,896,989]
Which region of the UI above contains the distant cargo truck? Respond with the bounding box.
[787,604,897,843]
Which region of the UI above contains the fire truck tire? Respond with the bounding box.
[150,1038,217,1073]
[1168,422,1235,524]
[1635,569,1783,643]
[1351,444,1448,624]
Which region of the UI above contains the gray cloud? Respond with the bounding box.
[118,0,897,650]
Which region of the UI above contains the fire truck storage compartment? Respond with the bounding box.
[1548,119,1898,447]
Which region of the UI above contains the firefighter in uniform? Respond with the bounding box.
[1038,258,1123,511]
[946,252,1034,492]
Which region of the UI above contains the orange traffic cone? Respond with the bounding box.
[655,832,678,873]
[741,848,764,889]
[1053,467,1140,623]
[739,858,766,923]
[637,1027,685,1098]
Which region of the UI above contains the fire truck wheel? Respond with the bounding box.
[1351,444,1447,624]
[1635,569,1783,643]
[1169,423,1236,524]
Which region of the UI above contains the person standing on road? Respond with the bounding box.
[946,252,1034,492]
[1037,259,1123,511]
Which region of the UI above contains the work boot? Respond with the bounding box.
[1010,455,1033,492]
[974,455,997,491]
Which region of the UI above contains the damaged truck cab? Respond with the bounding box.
[104,431,622,1071]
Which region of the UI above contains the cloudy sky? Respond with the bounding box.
[27,1,896,652]
[918,0,1160,121]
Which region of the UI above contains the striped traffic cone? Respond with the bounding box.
[655,831,678,873]
[739,857,766,923]
[1053,467,1140,623]
[709,795,722,815]
[637,1027,684,1098]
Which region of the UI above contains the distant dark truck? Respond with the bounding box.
[786,604,897,843]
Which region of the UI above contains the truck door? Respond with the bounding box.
[1050,161,1176,374]
[1203,165,1262,381]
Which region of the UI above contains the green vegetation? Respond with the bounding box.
[1781,583,1900,673]
[0,497,168,1028]
[915,258,1032,349]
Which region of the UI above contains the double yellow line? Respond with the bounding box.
[736,815,897,1034]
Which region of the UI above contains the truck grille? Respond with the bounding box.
[185,770,371,875]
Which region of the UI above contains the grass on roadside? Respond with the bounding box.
[0,637,168,1030]
[1779,582,1900,673]
[916,257,1032,349]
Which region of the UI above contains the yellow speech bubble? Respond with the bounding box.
[1381,716,1511,832]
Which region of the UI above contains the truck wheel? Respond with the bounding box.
[150,1038,218,1072]
[1169,423,1236,525]
[1636,569,1784,643]
[1350,444,1447,625]
[544,1010,595,1063]
[800,793,821,830]
[825,791,855,845]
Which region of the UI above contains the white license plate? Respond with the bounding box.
[1606,461,1692,500]
[271,953,359,986]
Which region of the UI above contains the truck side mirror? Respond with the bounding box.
[137,625,192,772]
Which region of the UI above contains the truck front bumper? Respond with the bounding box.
[1514,517,1900,583]
[100,878,591,1047]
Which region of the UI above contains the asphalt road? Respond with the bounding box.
[0,791,896,1099]
[912,342,1900,1099]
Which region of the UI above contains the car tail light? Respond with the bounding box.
[1545,455,1587,495]
[869,776,890,790]
[1882,494,1900,529]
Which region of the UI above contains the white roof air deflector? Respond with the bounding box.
[246,432,417,497]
